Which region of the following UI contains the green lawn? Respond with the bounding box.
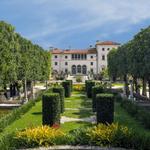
[3,90,150,135]
[4,91,94,133]
[112,82,124,87]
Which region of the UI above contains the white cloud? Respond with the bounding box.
[2,0,150,48]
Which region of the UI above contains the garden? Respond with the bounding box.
[0,80,149,150]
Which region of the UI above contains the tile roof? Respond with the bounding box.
[96,41,120,46]
[51,48,97,54]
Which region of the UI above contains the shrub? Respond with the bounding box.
[66,80,73,92]
[0,91,43,132]
[42,93,60,126]
[120,99,150,129]
[96,93,114,124]
[0,132,16,150]
[53,86,65,113]
[86,80,95,98]
[92,85,104,112]
[76,76,82,82]
[70,128,90,145]
[73,84,85,91]
[87,123,131,147]
[14,126,67,148]
[62,81,71,97]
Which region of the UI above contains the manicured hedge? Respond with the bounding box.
[92,85,104,112]
[86,80,95,98]
[66,80,73,92]
[120,99,150,129]
[96,93,114,124]
[0,91,43,132]
[62,81,71,97]
[42,93,60,126]
[53,86,65,113]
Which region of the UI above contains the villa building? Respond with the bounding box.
[51,41,120,75]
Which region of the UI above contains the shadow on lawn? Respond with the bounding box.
[32,112,42,115]
[78,92,94,118]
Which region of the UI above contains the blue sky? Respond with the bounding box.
[1,0,150,50]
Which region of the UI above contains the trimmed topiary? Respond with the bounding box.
[42,93,60,126]
[66,80,73,92]
[86,80,95,98]
[92,85,104,112]
[62,81,71,97]
[96,93,114,124]
[53,86,65,113]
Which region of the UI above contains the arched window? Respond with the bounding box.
[82,65,87,74]
[77,65,81,73]
[72,65,76,74]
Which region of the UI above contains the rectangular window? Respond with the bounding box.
[65,62,68,65]
[102,55,105,60]
[78,54,80,59]
[91,68,93,73]
[65,69,68,73]
[81,54,84,60]
[75,54,77,59]
[91,62,93,65]
[102,48,105,51]
[55,62,58,65]
[72,54,74,60]
[55,55,57,58]
[65,55,68,59]
[91,55,93,59]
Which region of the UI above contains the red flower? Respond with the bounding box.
[52,123,60,129]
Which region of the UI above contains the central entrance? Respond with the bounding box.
[72,65,87,75]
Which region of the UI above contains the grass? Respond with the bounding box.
[112,82,124,87]
[2,90,150,137]
[4,91,94,133]
[114,102,150,136]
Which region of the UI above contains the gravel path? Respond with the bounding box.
[65,107,92,110]
[61,116,96,124]
[18,145,128,150]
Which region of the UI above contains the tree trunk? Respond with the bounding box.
[133,77,138,93]
[31,81,34,100]
[148,80,150,99]
[142,77,147,96]
[24,78,28,101]
[123,74,129,97]
[10,84,13,98]
[16,82,21,100]
[45,80,48,90]
[12,83,16,97]
[4,85,8,99]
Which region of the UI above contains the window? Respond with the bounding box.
[81,54,84,60]
[72,65,76,74]
[82,65,87,74]
[91,62,93,66]
[65,69,68,73]
[65,62,68,65]
[102,55,105,60]
[55,62,58,65]
[72,54,74,60]
[78,54,80,59]
[75,54,77,59]
[102,48,105,51]
[107,48,110,51]
[55,55,57,58]
[91,68,93,73]
[77,65,81,73]
[91,55,93,59]
[65,55,68,59]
